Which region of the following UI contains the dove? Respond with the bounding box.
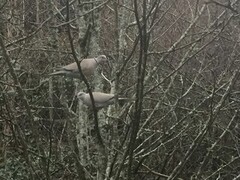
[50,55,107,79]
[77,92,127,108]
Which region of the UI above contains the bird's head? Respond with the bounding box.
[77,92,86,100]
[96,55,108,63]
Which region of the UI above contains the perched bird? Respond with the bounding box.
[49,55,107,79]
[77,92,127,108]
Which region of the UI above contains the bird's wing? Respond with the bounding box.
[62,62,78,72]
[92,92,115,106]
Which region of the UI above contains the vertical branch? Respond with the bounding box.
[114,0,120,60]
[46,76,53,180]
[127,0,149,179]
[45,1,57,179]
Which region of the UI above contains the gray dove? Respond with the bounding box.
[77,92,127,108]
[50,55,107,79]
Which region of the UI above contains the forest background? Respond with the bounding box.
[0,0,240,179]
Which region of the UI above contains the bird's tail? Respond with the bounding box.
[49,71,65,76]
